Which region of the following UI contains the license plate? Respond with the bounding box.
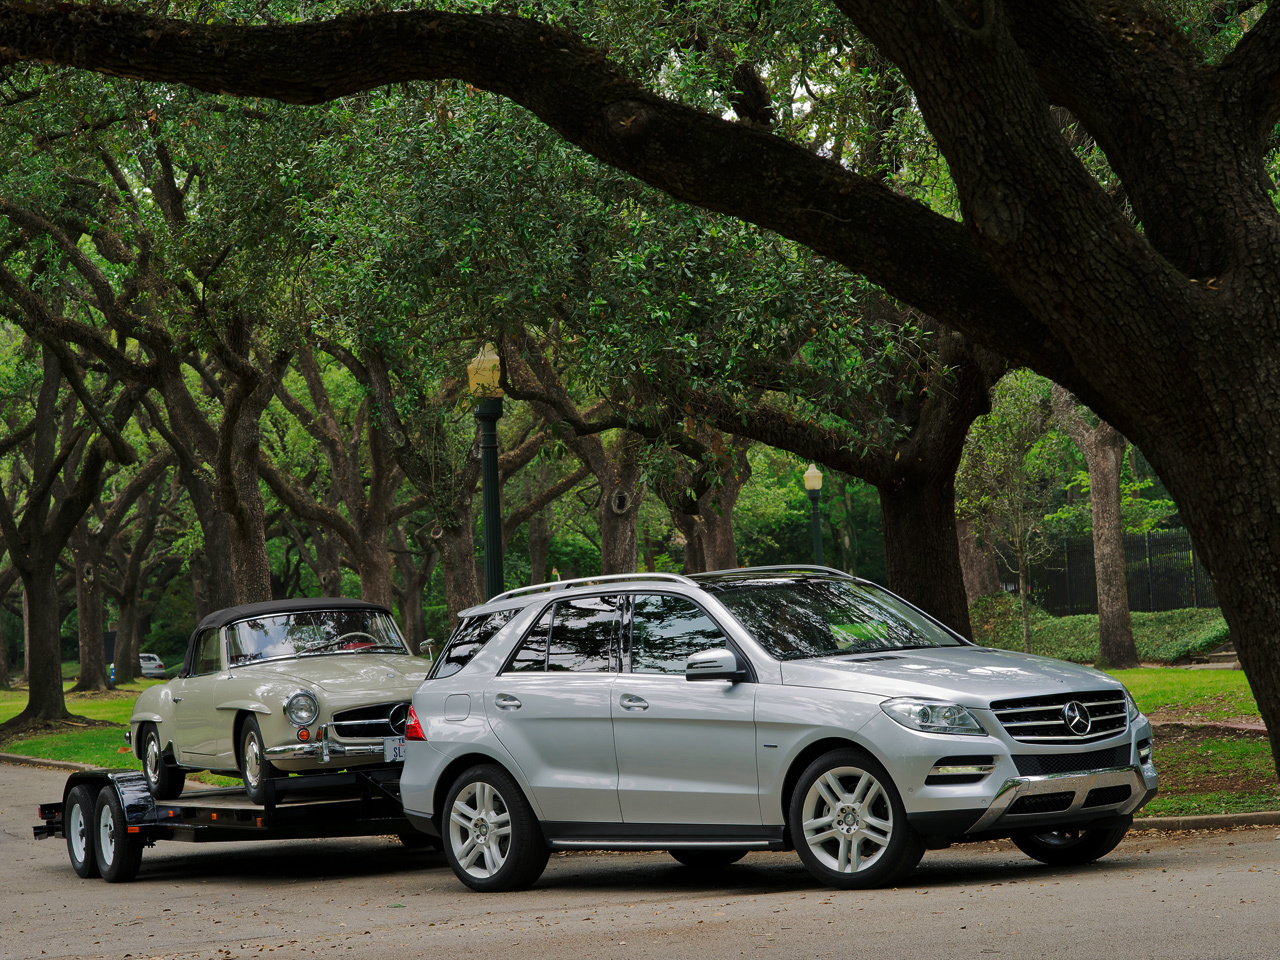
[383,736,406,762]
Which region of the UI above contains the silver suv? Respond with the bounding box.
[399,567,1157,891]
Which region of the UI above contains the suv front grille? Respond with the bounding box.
[1012,745,1132,776]
[332,701,410,739]
[990,690,1128,744]
[1008,792,1074,815]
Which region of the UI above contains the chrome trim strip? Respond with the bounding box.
[548,839,774,850]
[967,764,1149,833]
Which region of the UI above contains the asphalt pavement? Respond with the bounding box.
[4,761,1280,960]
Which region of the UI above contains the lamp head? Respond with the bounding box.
[467,344,503,397]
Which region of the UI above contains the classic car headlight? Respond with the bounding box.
[881,698,988,736]
[285,691,320,727]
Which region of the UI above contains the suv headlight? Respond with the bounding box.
[881,698,988,736]
[285,691,320,727]
[1124,688,1142,722]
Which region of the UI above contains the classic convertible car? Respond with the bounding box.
[129,598,430,803]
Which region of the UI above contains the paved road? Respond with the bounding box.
[3,764,1279,960]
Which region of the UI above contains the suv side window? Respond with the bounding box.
[505,607,552,672]
[503,595,621,673]
[548,595,620,672]
[193,629,223,676]
[431,609,517,679]
[628,593,729,675]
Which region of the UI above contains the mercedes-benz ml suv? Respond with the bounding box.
[399,567,1157,890]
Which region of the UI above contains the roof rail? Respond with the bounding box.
[489,571,699,604]
[696,564,855,579]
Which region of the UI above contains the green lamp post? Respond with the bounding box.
[468,344,504,600]
[803,463,824,566]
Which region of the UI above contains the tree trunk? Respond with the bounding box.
[356,543,395,609]
[18,572,68,722]
[113,599,141,685]
[440,509,480,626]
[528,504,551,585]
[879,471,973,640]
[1089,433,1137,668]
[70,538,109,692]
[673,512,705,574]
[1017,560,1032,654]
[956,515,1001,604]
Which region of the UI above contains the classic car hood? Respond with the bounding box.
[235,654,429,692]
[779,645,1120,706]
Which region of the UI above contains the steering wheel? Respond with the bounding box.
[334,630,378,650]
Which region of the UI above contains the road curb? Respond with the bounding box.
[0,751,97,772]
[1130,810,1280,832]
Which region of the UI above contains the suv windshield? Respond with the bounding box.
[711,578,965,660]
[228,609,408,665]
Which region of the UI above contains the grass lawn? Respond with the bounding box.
[1,663,1275,816]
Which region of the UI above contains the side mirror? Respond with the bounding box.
[686,648,747,682]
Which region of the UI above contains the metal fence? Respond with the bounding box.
[1018,529,1216,616]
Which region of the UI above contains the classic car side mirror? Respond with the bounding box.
[685,648,748,682]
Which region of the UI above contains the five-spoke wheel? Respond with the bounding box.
[443,764,549,891]
[789,748,923,889]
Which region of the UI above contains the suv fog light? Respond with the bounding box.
[286,691,320,727]
[881,698,988,736]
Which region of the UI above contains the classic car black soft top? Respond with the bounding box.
[182,598,394,676]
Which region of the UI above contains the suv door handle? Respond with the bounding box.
[619,694,649,711]
[494,694,522,710]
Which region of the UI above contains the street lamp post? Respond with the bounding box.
[803,463,824,566]
[468,345,504,600]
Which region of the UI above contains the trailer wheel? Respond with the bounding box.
[65,785,100,879]
[240,715,278,805]
[94,787,143,883]
[142,724,186,800]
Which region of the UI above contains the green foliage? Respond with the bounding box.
[971,593,1228,665]
[1043,467,1178,537]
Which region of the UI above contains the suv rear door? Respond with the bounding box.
[484,594,623,822]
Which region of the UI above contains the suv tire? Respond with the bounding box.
[442,764,550,892]
[1012,826,1129,866]
[789,747,924,889]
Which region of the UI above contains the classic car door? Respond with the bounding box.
[612,593,760,825]
[172,627,226,762]
[485,595,622,823]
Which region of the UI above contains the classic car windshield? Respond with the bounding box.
[712,578,965,660]
[228,609,408,665]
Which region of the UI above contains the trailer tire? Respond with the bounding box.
[94,786,143,883]
[240,715,277,805]
[65,784,100,879]
[142,724,186,800]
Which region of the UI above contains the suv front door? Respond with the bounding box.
[612,593,760,825]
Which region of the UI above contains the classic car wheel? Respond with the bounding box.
[1012,826,1129,866]
[94,786,143,883]
[240,716,278,805]
[142,724,186,800]
[65,784,100,879]
[667,848,749,869]
[789,748,924,889]
[443,764,549,892]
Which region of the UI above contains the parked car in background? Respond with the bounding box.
[138,653,167,680]
[129,598,430,803]
[400,567,1157,891]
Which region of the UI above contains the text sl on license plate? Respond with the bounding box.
[384,736,406,762]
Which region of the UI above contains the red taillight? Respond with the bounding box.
[404,705,426,741]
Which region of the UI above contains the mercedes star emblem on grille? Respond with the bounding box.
[388,703,410,735]
[1062,700,1093,736]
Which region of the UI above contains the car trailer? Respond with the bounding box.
[33,764,429,882]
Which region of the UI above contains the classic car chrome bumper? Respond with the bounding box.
[263,724,386,764]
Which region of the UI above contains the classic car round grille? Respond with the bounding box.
[332,701,411,739]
